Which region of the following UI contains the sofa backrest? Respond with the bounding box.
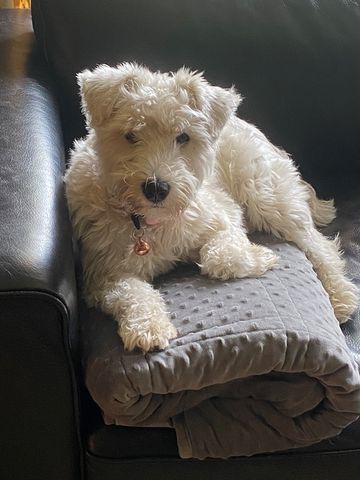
[32,0,360,182]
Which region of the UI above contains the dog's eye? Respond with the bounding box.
[125,132,138,144]
[176,133,190,145]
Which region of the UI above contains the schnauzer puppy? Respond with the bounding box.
[65,62,358,352]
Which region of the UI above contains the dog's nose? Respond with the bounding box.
[142,179,170,203]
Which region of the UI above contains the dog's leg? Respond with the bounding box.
[200,228,278,281]
[288,227,358,322]
[245,182,358,322]
[96,276,177,352]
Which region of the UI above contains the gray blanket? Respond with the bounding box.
[83,236,360,459]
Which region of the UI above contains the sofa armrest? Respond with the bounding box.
[0,10,81,480]
[0,14,77,339]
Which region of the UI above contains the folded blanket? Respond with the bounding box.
[83,236,360,459]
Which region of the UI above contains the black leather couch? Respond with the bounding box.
[1,1,359,479]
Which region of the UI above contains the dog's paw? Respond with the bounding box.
[247,244,279,276]
[327,276,359,323]
[200,239,278,280]
[119,313,177,352]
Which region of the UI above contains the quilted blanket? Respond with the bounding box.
[83,236,360,459]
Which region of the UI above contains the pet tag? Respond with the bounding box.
[134,238,151,256]
[131,214,151,256]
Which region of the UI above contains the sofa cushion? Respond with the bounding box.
[32,0,360,182]
[88,417,360,459]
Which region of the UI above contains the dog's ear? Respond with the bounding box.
[77,63,143,128]
[174,68,242,138]
[206,85,243,138]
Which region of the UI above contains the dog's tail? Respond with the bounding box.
[302,180,336,227]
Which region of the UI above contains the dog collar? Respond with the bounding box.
[131,213,142,230]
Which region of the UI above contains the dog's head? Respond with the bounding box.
[77,63,242,224]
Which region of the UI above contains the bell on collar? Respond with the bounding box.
[134,238,151,256]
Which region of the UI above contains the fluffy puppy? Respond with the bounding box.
[65,62,358,352]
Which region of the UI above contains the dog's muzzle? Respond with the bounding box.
[142,179,170,203]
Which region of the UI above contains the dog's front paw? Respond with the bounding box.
[119,311,177,352]
[200,237,278,280]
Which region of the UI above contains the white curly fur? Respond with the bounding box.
[65,62,358,352]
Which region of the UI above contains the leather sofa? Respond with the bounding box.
[0,1,359,479]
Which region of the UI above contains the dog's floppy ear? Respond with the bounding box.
[77,63,142,128]
[174,68,242,138]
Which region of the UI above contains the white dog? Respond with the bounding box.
[65,62,358,352]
